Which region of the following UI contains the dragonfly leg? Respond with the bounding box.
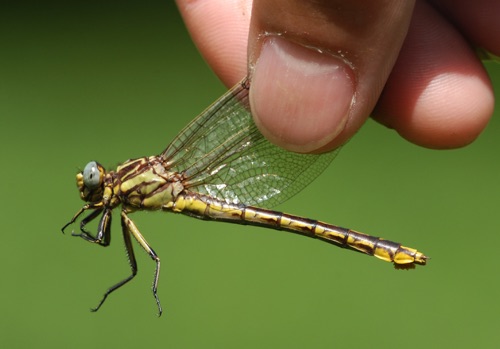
[90,211,138,313]
[61,204,93,233]
[120,211,163,316]
[71,208,111,246]
[61,202,104,234]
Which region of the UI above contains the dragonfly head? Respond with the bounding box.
[77,161,106,202]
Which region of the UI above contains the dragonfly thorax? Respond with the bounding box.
[114,156,183,211]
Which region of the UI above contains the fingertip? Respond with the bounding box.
[373,0,495,149]
[176,0,250,85]
[249,36,355,153]
[391,73,494,149]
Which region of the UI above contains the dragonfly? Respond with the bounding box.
[62,77,428,316]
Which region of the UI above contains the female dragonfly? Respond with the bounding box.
[62,78,428,316]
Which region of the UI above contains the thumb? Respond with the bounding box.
[248,0,415,153]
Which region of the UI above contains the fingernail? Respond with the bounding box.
[250,36,355,153]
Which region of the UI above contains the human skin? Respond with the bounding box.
[176,0,498,153]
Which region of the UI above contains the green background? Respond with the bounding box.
[1,1,500,348]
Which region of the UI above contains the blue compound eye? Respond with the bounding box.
[83,161,101,189]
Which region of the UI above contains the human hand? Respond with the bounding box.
[176,0,498,153]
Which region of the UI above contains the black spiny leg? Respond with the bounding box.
[121,211,162,316]
[71,208,111,246]
[90,210,138,313]
[61,202,103,234]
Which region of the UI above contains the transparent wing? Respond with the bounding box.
[160,78,339,207]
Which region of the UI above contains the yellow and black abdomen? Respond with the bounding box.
[169,191,428,268]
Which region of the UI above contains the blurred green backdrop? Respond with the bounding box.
[1,1,500,348]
